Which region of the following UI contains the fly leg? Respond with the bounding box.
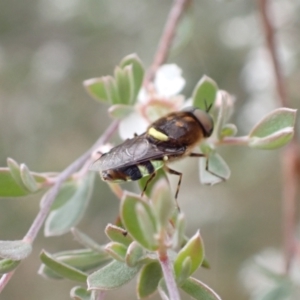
[141,172,156,197]
[189,153,226,182]
[164,166,182,211]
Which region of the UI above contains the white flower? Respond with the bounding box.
[118,64,186,140]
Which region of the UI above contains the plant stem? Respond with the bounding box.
[257,0,300,272]
[0,120,119,293]
[144,0,191,87]
[159,251,181,300]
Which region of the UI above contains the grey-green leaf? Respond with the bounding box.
[20,163,39,192]
[121,192,158,251]
[0,240,32,260]
[199,152,230,185]
[192,76,218,111]
[70,286,92,300]
[87,260,141,290]
[44,173,95,236]
[71,228,104,253]
[137,261,162,299]
[181,277,222,300]
[0,258,20,274]
[105,224,132,247]
[119,54,144,103]
[83,78,109,103]
[40,251,87,282]
[249,108,296,138]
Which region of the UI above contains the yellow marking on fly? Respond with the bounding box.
[148,127,169,141]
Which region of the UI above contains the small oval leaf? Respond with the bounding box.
[121,192,158,251]
[181,277,221,300]
[40,251,87,282]
[0,240,32,260]
[125,241,145,267]
[71,228,105,253]
[192,76,218,111]
[83,78,109,103]
[152,178,175,229]
[199,152,230,185]
[137,261,162,299]
[87,260,141,290]
[249,108,297,138]
[20,163,39,192]
[105,224,132,247]
[0,258,20,274]
[70,286,92,300]
[44,173,95,236]
[105,242,127,262]
[174,231,204,280]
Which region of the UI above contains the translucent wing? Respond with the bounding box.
[90,134,177,172]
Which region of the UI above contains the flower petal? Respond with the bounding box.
[118,112,149,140]
[154,64,185,97]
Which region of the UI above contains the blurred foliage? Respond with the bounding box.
[0,0,300,299]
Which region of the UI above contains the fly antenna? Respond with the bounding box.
[204,99,213,112]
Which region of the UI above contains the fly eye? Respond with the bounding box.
[192,109,214,137]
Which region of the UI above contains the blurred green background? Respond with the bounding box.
[1,0,300,299]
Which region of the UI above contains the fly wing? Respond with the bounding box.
[90,135,161,171]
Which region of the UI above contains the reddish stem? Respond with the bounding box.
[144,0,191,87]
[257,0,299,272]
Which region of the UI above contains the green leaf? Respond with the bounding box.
[0,258,20,274]
[0,168,29,197]
[83,78,109,103]
[220,124,237,138]
[19,163,39,192]
[181,277,221,300]
[121,192,158,251]
[71,228,104,253]
[249,128,294,150]
[192,76,218,111]
[213,90,235,139]
[115,66,133,105]
[7,158,28,191]
[103,76,120,104]
[87,260,141,290]
[125,241,145,267]
[151,178,175,229]
[70,286,92,300]
[120,54,144,103]
[249,108,297,138]
[44,173,95,236]
[108,104,135,119]
[136,203,158,249]
[105,242,127,262]
[40,251,87,282]
[38,263,63,280]
[39,249,110,279]
[54,249,110,272]
[138,168,168,199]
[248,108,296,150]
[0,240,32,260]
[199,151,230,185]
[0,160,48,197]
[51,181,79,210]
[174,231,204,282]
[137,261,162,299]
[172,213,186,249]
[105,224,132,247]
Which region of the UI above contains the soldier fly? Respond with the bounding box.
[90,106,220,204]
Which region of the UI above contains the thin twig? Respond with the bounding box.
[0,120,119,292]
[159,251,181,300]
[144,0,191,87]
[257,0,300,272]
